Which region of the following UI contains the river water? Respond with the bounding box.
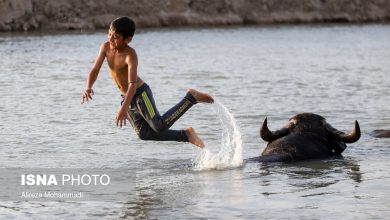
[0,24,389,219]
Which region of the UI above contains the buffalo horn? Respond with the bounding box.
[326,120,361,143]
[260,117,290,142]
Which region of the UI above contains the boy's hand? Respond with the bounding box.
[116,108,128,128]
[81,89,94,104]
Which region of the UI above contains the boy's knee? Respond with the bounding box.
[152,126,166,133]
[149,121,167,133]
[137,131,152,141]
[137,128,163,141]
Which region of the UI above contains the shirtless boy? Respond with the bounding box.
[81,17,213,148]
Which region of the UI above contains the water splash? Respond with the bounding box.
[193,101,243,171]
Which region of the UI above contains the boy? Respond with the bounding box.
[81,17,213,148]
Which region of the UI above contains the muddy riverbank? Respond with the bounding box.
[1,0,389,31]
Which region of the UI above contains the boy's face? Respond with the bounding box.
[107,31,131,49]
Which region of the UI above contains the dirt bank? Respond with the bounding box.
[1,0,389,31]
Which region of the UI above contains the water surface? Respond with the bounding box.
[0,24,389,219]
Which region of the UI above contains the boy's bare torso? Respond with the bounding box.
[104,42,144,95]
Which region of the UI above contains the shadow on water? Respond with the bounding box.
[119,187,161,219]
[252,156,362,196]
[118,158,196,219]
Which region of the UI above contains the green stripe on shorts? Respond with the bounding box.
[142,91,156,119]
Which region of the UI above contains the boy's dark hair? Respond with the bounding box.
[109,17,135,38]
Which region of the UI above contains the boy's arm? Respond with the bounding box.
[116,48,138,127]
[81,43,107,104]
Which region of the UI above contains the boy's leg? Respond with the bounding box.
[136,85,213,132]
[127,110,204,147]
[126,96,189,142]
[127,99,205,147]
[135,85,193,132]
[162,89,213,127]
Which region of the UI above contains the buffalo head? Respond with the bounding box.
[251,113,360,162]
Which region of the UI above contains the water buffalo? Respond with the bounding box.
[247,113,361,162]
[371,129,390,138]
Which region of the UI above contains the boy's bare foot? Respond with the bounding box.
[185,127,205,149]
[188,89,214,103]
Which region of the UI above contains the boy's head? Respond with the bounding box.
[109,17,135,39]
